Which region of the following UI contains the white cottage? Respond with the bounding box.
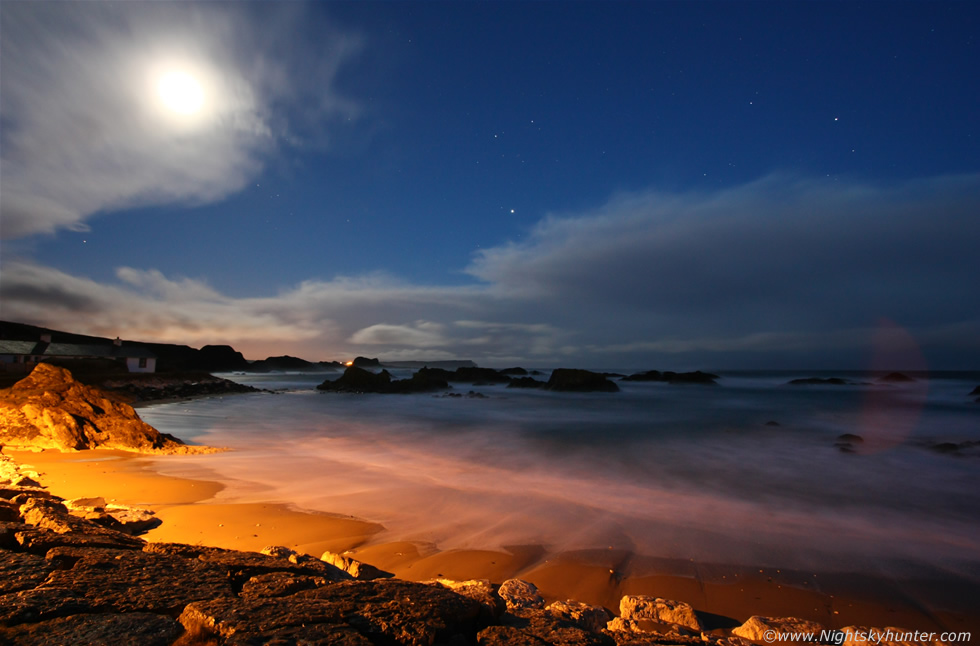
[0,336,156,374]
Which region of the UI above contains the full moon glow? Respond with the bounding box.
[156,70,204,115]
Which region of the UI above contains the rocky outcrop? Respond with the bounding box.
[100,372,260,403]
[501,367,529,376]
[0,364,216,454]
[317,366,450,394]
[247,355,320,372]
[609,596,703,633]
[621,370,719,385]
[545,369,619,392]
[498,578,546,610]
[197,345,251,372]
[318,366,395,392]
[352,356,382,368]
[321,550,394,580]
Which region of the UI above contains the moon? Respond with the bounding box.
[156,70,204,115]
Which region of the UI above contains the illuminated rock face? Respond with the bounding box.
[0,363,208,454]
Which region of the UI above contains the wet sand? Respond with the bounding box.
[9,448,979,634]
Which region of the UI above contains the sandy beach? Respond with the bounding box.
[8,447,979,635]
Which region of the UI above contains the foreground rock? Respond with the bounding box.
[545,369,619,392]
[732,616,824,642]
[609,596,702,633]
[2,450,953,646]
[0,364,216,454]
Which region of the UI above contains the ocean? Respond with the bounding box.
[138,369,980,581]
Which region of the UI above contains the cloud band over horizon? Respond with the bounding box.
[3,174,978,369]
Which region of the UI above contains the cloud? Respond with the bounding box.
[468,173,980,337]
[349,322,450,348]
[1,174,978,368]
[0,2,358,239]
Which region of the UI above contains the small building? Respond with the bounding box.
[0,337,156,374]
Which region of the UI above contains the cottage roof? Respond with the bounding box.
[0,340,156,359]
[0,341,40,355]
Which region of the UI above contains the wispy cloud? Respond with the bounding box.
[0,2,359,239]
[2,174,978,367]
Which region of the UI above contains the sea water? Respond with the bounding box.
[139,370,980,579]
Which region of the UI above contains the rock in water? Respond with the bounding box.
[544,369,619,392]
[878,372,915,383]
[317,366,393,393]
[0,364,213,454]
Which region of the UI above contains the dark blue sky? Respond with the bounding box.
[2,1,978,367]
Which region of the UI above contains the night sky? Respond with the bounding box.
[1,1,978,368]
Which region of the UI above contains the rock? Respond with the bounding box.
[501,367,529,376]
[483,607,615,646]
[318,366,394,392]
[16,497,147,551]
[835,625,947,646]
[101,373,259,404]
[197,344,250,372]
[352,356,382,368]
[394,367,452,393]
[0,500,20,523]
[834,433,865,453]
[436,578,505,620]
[930,442,961,454]
[241,571,334,598]
[14,525,145,555]
[732,616,824,643]
[878,372,916,383]
[247,354,319,372]
[0,586,94,627]
[621,370,719,385]
[321,550,393,580]
[150,542,349,582]
[508,376,546,388]
[547,600,612,633]
[498,578,546,610]
[787,377,850,386]
[545,369,619,392]
[64,496,107,511]
[180,579,484,646]
[0,612,183,646]
[0,551,53,595]
[41,546,237,615]
[764,420,781,426]
[100,504,161,535]
[0,364,215,454]
[317,366,451,394]
[617,595,703,632]
[478,625,551,645]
